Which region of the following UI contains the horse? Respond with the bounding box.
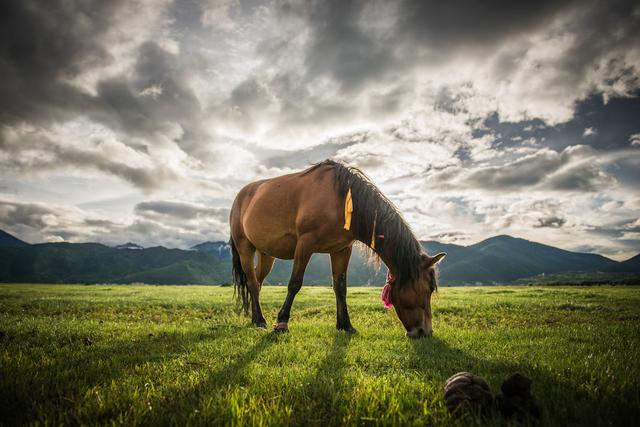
[229,159,446,338]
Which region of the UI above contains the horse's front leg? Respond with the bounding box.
[330,246,356,333]
[274,238,313,332]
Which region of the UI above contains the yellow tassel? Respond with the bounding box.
[370,210,377,249]
[344,189,353,230]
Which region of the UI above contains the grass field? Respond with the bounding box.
[1,284,639,426]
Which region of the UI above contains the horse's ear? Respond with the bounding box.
[423,252,447,268]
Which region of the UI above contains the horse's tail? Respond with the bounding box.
[230,237,249,315]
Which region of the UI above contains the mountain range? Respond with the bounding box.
[0,229,638,285]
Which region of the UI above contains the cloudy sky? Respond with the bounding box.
[1,0,639,260]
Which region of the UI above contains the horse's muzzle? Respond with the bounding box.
[406,327,432,339]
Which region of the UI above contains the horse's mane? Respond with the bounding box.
[304,159,425,289]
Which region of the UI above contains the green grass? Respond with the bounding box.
[1,284,639,426]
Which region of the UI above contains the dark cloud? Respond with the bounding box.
[135,201,229,222]
[229,77,272,111]
[84,218,119,228]
[573,217,640,257]
[544,161,615,192]
[426,145,618,192]
[92,41,202,141]
[0,199,100,244]
[0,0,217,191]
[0,198,228,247]
[433,87,470,115]
[0,130,176,191]
[583,218,640,237]
[301,1,394,92]
[396,0,574,52]
[0,0,119,126]
[0,1,204,156]
[367,83,412,115]
[534,216,567,228]
[0,0,639,258]
[464,151,563,189]
[247,0,640,142]
[478,96,640,153]
[275,0,633,95]
[552,1,640,91]
[279,0,576,92]
[0,201,53,229]
[3,0,639,142]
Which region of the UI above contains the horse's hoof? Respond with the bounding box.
[338,325,357,334]
[255,322,267,329]
[273,322,289,333]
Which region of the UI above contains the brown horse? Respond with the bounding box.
[229,160,446,338]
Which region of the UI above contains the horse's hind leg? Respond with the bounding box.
[331,246,356,333]
[275,237,313,332]
[255,252,275,288]
[238,242,267,328]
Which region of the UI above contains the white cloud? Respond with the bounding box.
[0,0,639,260]
[0,120,226,197]
[201,0,237,31]
[65,0,176,96]
[0,198,229,248]
[139,84,163,99]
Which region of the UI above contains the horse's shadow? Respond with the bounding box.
[155,329,354,425]
[6,323,636,426]
[112,330,638,425]
[297,332,354,425]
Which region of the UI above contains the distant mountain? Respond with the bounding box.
[0,239,228,285]
[114,242,144,250]
[434,235,619,284]
[607,253,640,273]
[0,229,636,285]
[0,230,29,247]
[191,241,231,260]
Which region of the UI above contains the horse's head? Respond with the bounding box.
[392,252,446,338]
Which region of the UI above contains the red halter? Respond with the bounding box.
[380,271,395,309]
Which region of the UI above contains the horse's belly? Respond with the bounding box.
[244,223,297,259]
[253,235,297,260]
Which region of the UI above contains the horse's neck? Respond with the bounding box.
[375,236,421,279]
[377,242,399,277]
